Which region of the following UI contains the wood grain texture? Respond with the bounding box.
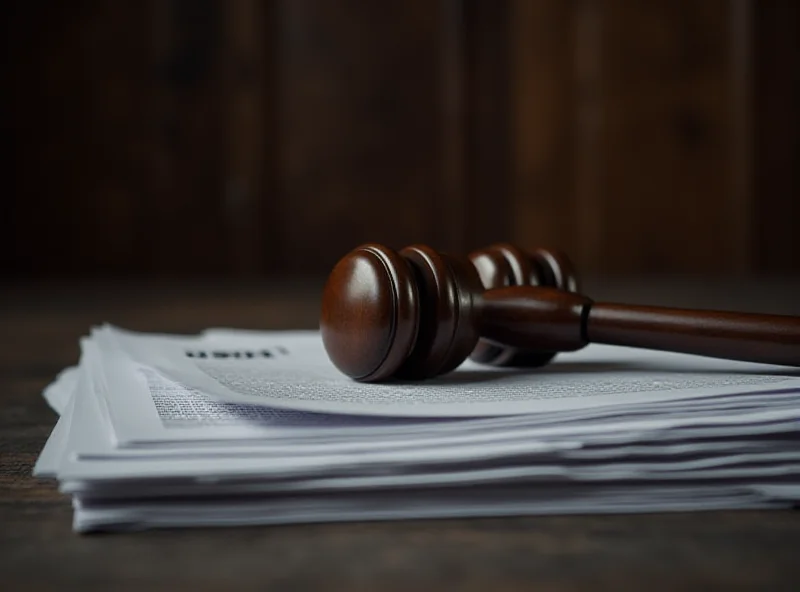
[461,0,513,252]
[276,0,447,273]
[4,0,799,277]
[507,0,782,275]
[145,0,229,275]
[4,1,154,275]
[753,0,800,272]
[2,279,800,590]
[221,0,269,275]
[598,0,746,273]
[509,0,577,256]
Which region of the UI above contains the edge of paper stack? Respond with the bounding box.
[34,325,800,533]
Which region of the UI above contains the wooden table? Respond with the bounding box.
[2,277,799,591]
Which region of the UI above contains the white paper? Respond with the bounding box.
[33,326,800,533]
[103,325,800,417]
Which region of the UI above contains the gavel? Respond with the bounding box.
[467,242,580,368]
[320,243,800,382]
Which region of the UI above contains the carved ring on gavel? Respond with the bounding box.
[320,243,800,382]
[467,243,580,367]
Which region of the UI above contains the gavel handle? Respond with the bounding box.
[587,303,800,366]
[478,287,800,367]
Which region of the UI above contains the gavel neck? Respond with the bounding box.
[478,287,800,366]
[477,286,592,353]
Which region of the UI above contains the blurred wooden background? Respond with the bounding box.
[3,0,798,277]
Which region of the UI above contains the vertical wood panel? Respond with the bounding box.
[509,0,577,256]
[598,0,746,274]
[276,0,446,273]
[730,0,754,273]
[146,0,228,275]
[222,0,268,275]
[753,0,800,272]
[509,0,752,275]
[438,0,468,256]
[462,0,513,251]
[5,1,153,275]
[572,0,606,273]
[5,0,799,277]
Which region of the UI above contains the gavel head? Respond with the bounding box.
[468,243,580,366]
[320,244,484,382]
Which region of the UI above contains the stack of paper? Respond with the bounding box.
[35,325,800,532]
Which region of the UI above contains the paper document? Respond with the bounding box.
[33,325,800,533]
[107,325,800,417]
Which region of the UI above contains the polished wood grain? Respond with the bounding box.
[321,244,800,381]
[321,244,483,381]
[2,278,800,590]
[320,245,420,382]
[589,304,800,365]
[479,286,591,352]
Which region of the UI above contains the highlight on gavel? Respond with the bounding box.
[320,243,800,382]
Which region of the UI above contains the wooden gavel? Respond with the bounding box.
[320,243,800,382]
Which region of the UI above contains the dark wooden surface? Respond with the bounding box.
[2,278,800,590]
[4,0,800,277]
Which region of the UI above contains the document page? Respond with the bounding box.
[33,326,800,533]
[103,326,800,417]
